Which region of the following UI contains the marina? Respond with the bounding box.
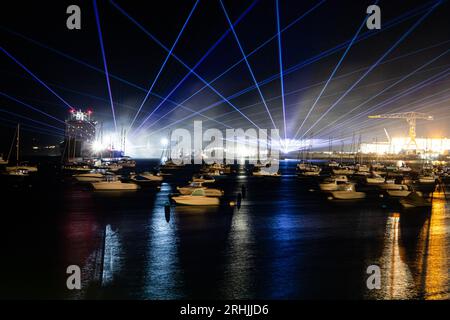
[0,157,448,299]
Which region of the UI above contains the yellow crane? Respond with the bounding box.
[368,112,433,149]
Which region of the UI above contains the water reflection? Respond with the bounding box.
[375,197,449,299]
[144,183,184,299]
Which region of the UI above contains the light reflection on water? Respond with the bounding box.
[3,160,448,299]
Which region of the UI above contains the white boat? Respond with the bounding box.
[298,164,321,176]
[332,167,354,175]
[399,191,431,208]
[366,174,385,184]
[177,182,224,197]
[4,124,38,173]
[130,172,163,182]
[1,168,29,177]
[91,177,140,191]
[418,175,436,184]
[6,165,38,173]
[328,161,340,168]
[319,175,349,191]
[330,184,366,200]
[63,164,92,172]
[171,189,220,206]
[192,174,215,183]
[378,183,408,191]
[253,165,281,176]
[73,172,105,182]
[386,188,415,198]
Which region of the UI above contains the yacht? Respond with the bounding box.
[399,191,431,208]
[418,174,436,184]
[366,173,385,184]
[386,186,414,198]
[91,176,139,191]
[192,174,215,184]
[332,167,354,175]
[330,183,366,200]
[297,164,321,176]
[4,124,38,173]
[177,182,224,197]
[73,171,105,182]
[171,189,220,206]
[130,172,163,183]
[319,175,349,191]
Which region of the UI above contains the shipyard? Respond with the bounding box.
[0,0,448,303]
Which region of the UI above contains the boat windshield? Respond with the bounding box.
[191,189,205,196]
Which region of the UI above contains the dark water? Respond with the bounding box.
[0,160,448,299]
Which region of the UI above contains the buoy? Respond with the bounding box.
[164,202,171,222]
[379,194,384,198]
[309,189,314,192]
[327,196,333,200]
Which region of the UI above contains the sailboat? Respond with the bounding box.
[4,124,38,174]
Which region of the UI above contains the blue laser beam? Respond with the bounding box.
[143,1,435,131]
[0,91,66,125]
[220,0,276,129]
[146,0,326,133]
[298,0,443,140]
[293,1,377,139]
[313,49,450,137]
[0,46,73,110]
[110,0,261,133]
[93,0,117,132]
[127,0,200,132]
[0,108,64,132]
[275,0,287,142]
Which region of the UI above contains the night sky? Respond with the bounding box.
[1,0,449,156]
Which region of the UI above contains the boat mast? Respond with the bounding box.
[16,123,20,165]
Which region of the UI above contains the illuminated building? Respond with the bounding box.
[361,137,450,156]
[65,109,97,159]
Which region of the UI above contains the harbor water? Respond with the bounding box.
[0,160,448,299]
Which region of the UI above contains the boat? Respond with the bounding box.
[130,172,163,183]
[399,191,431,208]
[319,175,349,191]
[91,176,140,191]
[297,164,321,176]
[418,174,436,184]
[62,163,92,173]
[327,161,340,168]
[4,124,38,173]
[330,183,366,200]
[366,173,385,184]
[118,157,136,168]
[332,167,354,175]
[171,188,220,206]
[192,174,215,183]
[378,183,408,191]
[177,182,224,197]
[253,168,281,177]
[386,187,415,198]
[73,171,105,182]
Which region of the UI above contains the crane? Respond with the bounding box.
[368,112,433,149]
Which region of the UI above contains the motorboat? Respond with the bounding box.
[330,183,366,200]
[91,176,140,191]
[366,173,385,184]
[171,189,220,206]
[118,157,136,168]
[418,174,436,184]
[6,164,38,173]
[253,168,281,177]
[399,191,431,208]
[378,183,408,191]
[386,186,415,198]
[192,174,215,183]
[177,182,223,197]
[160,159,185,172]
[297,164,321,176]
[319,175,349,191]
[130,172,163,183]
[327,161,340,168]
[62,163,92,173]
[332,167,354,175]
[73,171,105,182]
